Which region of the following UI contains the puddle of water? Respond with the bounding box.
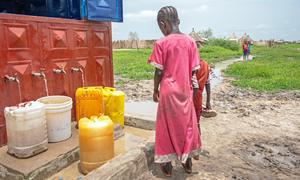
[210,58,241,89]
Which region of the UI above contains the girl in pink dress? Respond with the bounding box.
[148,6,201,177]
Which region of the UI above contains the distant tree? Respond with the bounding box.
[198,28,213,39]
[128,31,139,49]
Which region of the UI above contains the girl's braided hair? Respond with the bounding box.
[157,6,179,24]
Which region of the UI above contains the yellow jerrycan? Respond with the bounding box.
[79,115,114,174]
[102,87,125,127]
[102,87,116,108]
[75,87,104,123]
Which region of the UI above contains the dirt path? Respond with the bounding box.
[115,63,300,180]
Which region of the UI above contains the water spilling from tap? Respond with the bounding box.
[71,67,85,87]
[81,72,85,87]
[5,75,22,103]
[32,71,49,96]
[16,79,22,103]
[44,78,49,96]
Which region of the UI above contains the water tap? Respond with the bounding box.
[53,67,66,74]
[71,67,83,73]
[32,71,46,78]
[4,75,19,83]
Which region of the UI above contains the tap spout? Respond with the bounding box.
[71,67,83,73]
[32,71,46,78]
[53,68,66,74]
[4,75,19,83]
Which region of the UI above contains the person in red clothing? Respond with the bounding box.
[192,59,217,161]
[194,59,212,123]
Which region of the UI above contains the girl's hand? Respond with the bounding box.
[153,90,159,102]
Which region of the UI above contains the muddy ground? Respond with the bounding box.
[115,76,300,180]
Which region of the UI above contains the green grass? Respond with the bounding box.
[207,38,240,51]
[113,44,240,80]
[224,44,300,91]
[113,49,154,80]
[200,45,240,65]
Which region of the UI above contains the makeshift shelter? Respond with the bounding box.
[189,28,207,47]
[227,32,239,42]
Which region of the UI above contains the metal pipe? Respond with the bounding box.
[53,68,66,74]
[32,71,46,78]
[4,75,18,82]
[71,67,83,73]
[4,75,20,84]
[4,74,22,102]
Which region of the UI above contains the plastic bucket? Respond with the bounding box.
[37,96,73,142]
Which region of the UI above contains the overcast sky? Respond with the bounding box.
[112,0,300,41]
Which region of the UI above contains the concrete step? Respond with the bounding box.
[125,101,157,130]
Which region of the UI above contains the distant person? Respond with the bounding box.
[148,6,201,177]
[248,40,253,60]
[243,40,249,61]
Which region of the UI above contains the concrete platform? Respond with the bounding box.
[48,126,155,180]
[125,101,157,130]
[0,123,126,180]
[47,133,145,180]
[0,101,158,180]
[0,124,79,180]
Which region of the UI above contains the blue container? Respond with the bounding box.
[28,0,80,19]
[47,0,69,18]
[68,0,81,19]
[28,0,48,16]
[0,1,16,13]
[81,0,123,22]
[0,0,123,22]
[0,0,29,14]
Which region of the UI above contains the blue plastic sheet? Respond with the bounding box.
[0,0,29,14]
[0,1,16,13]
[0,0,123,22]
[81,0,123,22]
[29,0,80,19]
[69,0,81,19]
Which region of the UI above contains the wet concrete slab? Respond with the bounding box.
[125,101,157,119]
[125,101,157,130]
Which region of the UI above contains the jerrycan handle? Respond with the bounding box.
[17,101,33,108]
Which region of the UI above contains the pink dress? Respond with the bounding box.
[148,34,201,163]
